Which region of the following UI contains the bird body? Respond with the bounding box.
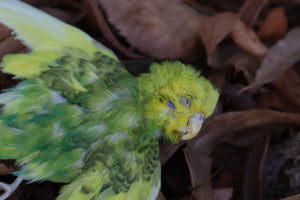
[0,0,219,199]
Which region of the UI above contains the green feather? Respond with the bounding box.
[0,0,219,199]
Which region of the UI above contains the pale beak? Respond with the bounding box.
[181,113,205,140]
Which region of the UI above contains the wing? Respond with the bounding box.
[0,0,134,110]
[57,133,161,200]
[0,79,87,182]
[0,0,115,59]
[0,0,126,101]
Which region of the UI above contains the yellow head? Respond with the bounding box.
[137,61,219,143]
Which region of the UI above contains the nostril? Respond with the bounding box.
[199,113,205,120]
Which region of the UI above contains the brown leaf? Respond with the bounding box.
[200,12,238,57]
[40,7,76,24]
[272,68,300,108]
[84,0,144,59]
[191,110,300,153]
[257,88,300,113]
[232,19,268,61]
[238,0,268,26]
[0,23,11,41]
[184,0,244,12]
[0,163,14,175]
[186,110,300,200]
[241,27,300,92]
[21,0,57,7]
[98,0,240,62]
[98,0,206,61]
[0,36,27,59]
[213,188,233,200]
[185,0,218,15]
[159,141,183,165]
[156,192,166,200]
[281,194,300,200]
[258,7,288,44]
[243,132,270,200]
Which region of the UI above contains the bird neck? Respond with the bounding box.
[87,75,160,140]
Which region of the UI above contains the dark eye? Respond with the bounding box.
[181,96,191,107]
[168,100,176,109]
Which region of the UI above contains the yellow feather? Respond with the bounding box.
[0,0,116,59]
[1,51,59,78]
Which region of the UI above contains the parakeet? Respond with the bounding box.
[0,0,219,199]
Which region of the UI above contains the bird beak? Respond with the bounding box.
[181,113,205,140]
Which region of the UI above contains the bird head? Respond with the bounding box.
[137,62,219,143]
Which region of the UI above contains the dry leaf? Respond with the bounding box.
[238,0,268,26]
[159,141,183,165]
[243,132,270,200]
[258,7,288,44]
[257,88,300,113]
[186,110,300,200]
[185,0,218,15]
[272,67,300,108]
[98,0,206,61]
[242,27,300,92]
[98,0,240,61]
[232,19,268,61]
[281,194,300,200]
[156,192,166,200]
[0,36,27,59]
[184,0,244,12]
[0,163,14,175]
[199,12,238,57]
[213,188,233,200]
[0,23,11,41]
[40,7,76,23]
[83,0,144,59]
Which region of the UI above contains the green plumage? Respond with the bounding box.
[0,0,219,199]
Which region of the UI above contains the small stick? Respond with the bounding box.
[0,176,23,200]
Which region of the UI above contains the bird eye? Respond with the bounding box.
[168,100,176,109]
[181,96,191,107]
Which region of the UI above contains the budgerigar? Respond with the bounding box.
[0,0,219,199]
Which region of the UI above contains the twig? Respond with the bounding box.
[0,176,23,200]
[182,147,196,199]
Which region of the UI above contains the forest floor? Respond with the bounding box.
[0,0,299,200]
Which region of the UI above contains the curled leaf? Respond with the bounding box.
[232,19,268,61]
[98,0,206,61]
[258,7,288,44]
[241,27,300,92]
[238,0,268,26]
[199,12,238,57]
